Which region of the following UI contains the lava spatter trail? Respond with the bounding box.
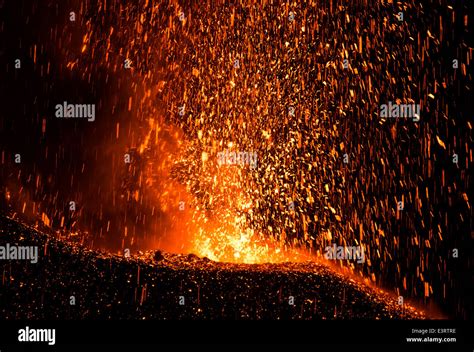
[0,216,426,319]
[0,0,472,321]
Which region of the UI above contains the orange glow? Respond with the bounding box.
[136,117,313,264]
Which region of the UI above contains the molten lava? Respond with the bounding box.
[137,117,312,264]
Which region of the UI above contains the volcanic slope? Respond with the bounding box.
[0,216,425,319]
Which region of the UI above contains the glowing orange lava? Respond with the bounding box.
[137,117,312,264]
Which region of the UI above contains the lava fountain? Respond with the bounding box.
[136,116,315,264]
